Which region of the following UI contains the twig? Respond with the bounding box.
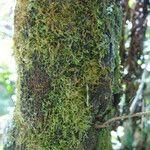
[94,111,150,129]
[141,96,145,128]
[130,61,150,114]
[130,70,147,114]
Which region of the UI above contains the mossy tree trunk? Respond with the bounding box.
[5,0,121,150]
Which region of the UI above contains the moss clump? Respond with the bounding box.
[11,0,122,149]
[97,128,112,150]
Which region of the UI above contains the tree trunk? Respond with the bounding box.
[4,0,121,150]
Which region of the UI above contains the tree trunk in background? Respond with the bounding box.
[119,1,148,149]
[125,0,148,110]
[4,0,121,149]
[120,0,148,110]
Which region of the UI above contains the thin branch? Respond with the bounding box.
[130,61,150,114]
[130,69,147,114]
[94,111,150,129]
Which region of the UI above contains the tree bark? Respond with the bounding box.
[4,0,122,150]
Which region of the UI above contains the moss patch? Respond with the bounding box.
[97,128,112,150]
[10,0,122,149]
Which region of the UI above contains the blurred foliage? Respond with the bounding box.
[0,64,15,116]
[0,0,13,38]
[0,65,15,95]
[0,0,15,117]
[0,144,3,150]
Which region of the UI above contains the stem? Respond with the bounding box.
[94,111,150,129]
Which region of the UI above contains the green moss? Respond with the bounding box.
[10,0,122,149]
[97,128,112,150]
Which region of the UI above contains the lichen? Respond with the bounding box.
[8,0,122,149]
